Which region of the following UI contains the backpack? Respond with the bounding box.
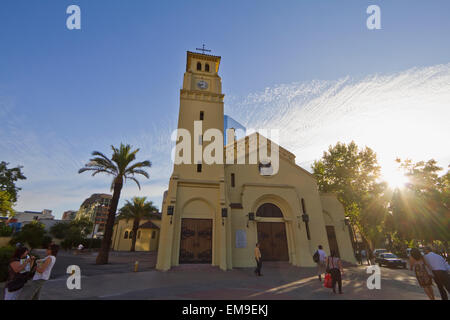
[313,251,320,263]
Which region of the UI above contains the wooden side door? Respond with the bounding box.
[271,222,289,261]
[257,222,289,261]
[326,225,340,258]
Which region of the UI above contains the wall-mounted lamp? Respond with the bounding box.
[167,206,174,224]
[247,212,255,228]
[221,208,228,226]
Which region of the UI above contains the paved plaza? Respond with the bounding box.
[1,249,433,300]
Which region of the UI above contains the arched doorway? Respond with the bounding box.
[179,198,214,264]
[256,203,289,261]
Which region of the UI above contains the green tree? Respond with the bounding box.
[49,221,71,240]
[50,217,94,248]
[79,143,151,264]
[0,161,26,204]
[312,141,388,249]
[0,190,14,217]
[391,159,449,242]
[118,197,159,252]
[12,221,46,250]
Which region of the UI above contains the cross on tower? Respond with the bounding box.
[195,44,212,54]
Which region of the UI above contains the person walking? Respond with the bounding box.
[315,245,327,281]
[3,247,34,300]
[355,250,362,265]
[18,244,58,300]
[254,243,262,276]
[367,248,374,265]
[361,249,367,264]
[326,250,343,294]
[423,246,450,300]
[409,248,434,300]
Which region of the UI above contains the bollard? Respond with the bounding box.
[134,260,139,272]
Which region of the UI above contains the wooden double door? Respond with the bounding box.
[257,222,289,261]
[179,218,213,264]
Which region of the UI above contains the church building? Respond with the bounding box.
[156,51,356,271]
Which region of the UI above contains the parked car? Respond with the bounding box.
[375,252,407,268]
[373,248,388,257]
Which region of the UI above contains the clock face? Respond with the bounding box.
[197,80,208,90]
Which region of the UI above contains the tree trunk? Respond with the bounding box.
[96,178,123,265]
[130,218,140,252]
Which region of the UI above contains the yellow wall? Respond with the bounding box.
[112,219,160,252]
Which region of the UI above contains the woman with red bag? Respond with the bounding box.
[325,250,344,294]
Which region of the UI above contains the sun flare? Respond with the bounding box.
[383,167,409,189]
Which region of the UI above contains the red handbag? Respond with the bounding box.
[323,258,333,288]
[324,273,332,288]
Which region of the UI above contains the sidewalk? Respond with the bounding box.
[39,263,432,300]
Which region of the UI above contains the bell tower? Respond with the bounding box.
[157,50,230,272]
[174,51,225,179]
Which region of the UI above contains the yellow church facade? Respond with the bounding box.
[156,51,356,271]
[112,218,161,252]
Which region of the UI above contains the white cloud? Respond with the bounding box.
[226,63,450,178]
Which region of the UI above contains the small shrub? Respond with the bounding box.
[0,223,13,237]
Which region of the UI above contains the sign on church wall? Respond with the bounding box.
[235,229,247,248]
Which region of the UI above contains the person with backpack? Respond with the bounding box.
[314,245,327,281]
[423,246,450,300]
[326,250,343,294]
[3,247,35,300]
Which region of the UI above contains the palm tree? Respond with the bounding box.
[79,143,151,264]
[118,197,159,252]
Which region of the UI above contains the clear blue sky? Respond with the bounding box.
[1,1,449,218]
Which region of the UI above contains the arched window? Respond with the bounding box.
[129,231,134,239]
[256,203,283,218]
[197,62,202,71]
[124,231,129,239]
[205,63,210,72]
